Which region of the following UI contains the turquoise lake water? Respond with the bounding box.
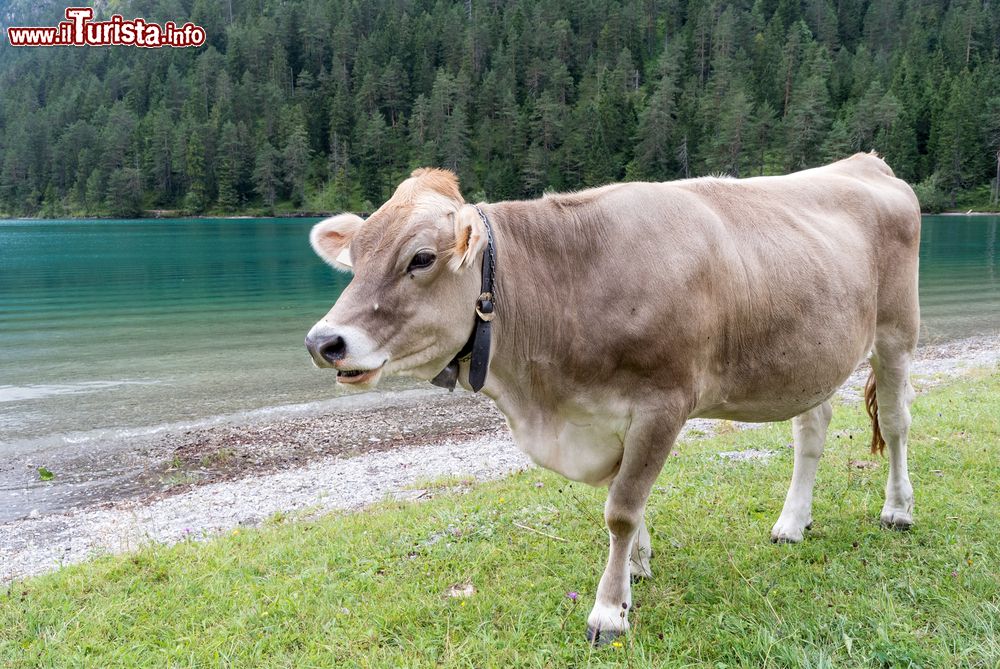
[1,215,998,449]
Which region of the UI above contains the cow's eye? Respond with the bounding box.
[407,252,436,272]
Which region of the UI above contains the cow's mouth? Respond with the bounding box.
[336,365,383,385]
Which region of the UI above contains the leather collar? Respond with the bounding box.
[430,204,496,392]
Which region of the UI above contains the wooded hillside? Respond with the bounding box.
[1,0,999,217]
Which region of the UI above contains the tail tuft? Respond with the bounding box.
[864,371,885,455]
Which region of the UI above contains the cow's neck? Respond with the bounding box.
[476,199,591,413]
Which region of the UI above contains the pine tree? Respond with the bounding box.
[84,169,104,214]
[882,56,926,182]
[751,99,779,175]
[408,94,434,166]
[355,111,391,205]
[822,116,853,162]
[780,22,811,117]
[283,111,312,207]
[184,130,208,213]
[253,141,279,209]
[581,53,638,185]
[217,122,242,211]
[106,168,143,218]
[987,96,1000,205]
[851,80,899,152]
[785,73,832,170]
[629,49,680,180]
[425,70,472,182]
[708,86,755,177]
[933,71,981,205]
[148,110,175,205]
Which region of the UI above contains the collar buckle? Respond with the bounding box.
[475,292,495,322]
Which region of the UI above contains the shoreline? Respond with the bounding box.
[1,387,504,522]
[2,333,998,583]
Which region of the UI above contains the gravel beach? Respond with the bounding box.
[3,334,997,583]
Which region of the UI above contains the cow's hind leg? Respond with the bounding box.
[870,337,916,529]
[586,404,685,645]
[629,515,652,580]
[771,400,833,543]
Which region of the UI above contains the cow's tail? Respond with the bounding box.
[864,370,885,456]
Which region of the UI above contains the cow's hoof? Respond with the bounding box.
[880,508,913,530]
[586,625,625,647]
[770,516,810,543]
[771,533,801,544]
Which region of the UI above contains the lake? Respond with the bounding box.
[1,215,998,451]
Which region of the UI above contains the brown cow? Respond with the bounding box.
[305,153,920,644]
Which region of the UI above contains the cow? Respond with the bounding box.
[304,153,921,644]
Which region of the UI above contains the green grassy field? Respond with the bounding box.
[3,371,999,668]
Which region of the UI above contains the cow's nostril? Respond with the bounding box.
[319,335,347,363]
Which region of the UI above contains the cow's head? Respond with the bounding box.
[304,168,489,388]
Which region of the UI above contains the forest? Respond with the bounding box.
[1,0,999,218]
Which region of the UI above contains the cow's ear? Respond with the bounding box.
[310,214,364,272]
[450,204,487,271]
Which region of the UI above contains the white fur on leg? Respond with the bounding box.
[880,422,914,529]
[872,353,916,530]
[771,401,832,543]
[586,530,633,641]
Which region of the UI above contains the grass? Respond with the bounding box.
[2,370,999,668]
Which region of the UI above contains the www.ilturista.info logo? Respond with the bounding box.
[6,7,206,48]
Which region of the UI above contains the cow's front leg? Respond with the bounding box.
[587,408,684,645]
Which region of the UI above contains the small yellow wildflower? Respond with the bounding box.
[611,640,623,648]
[498,497,505,504]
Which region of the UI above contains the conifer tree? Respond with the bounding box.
[283,110,312,207]
[253,141,279,209]
[629,49,680,180]
[217,122,242,210]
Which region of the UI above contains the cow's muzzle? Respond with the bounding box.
[305,332,347,365]
[305,322,387,386]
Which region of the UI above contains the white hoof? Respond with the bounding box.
[880,505,913,530]
[770,514,811,544]
[586,602,630,643]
